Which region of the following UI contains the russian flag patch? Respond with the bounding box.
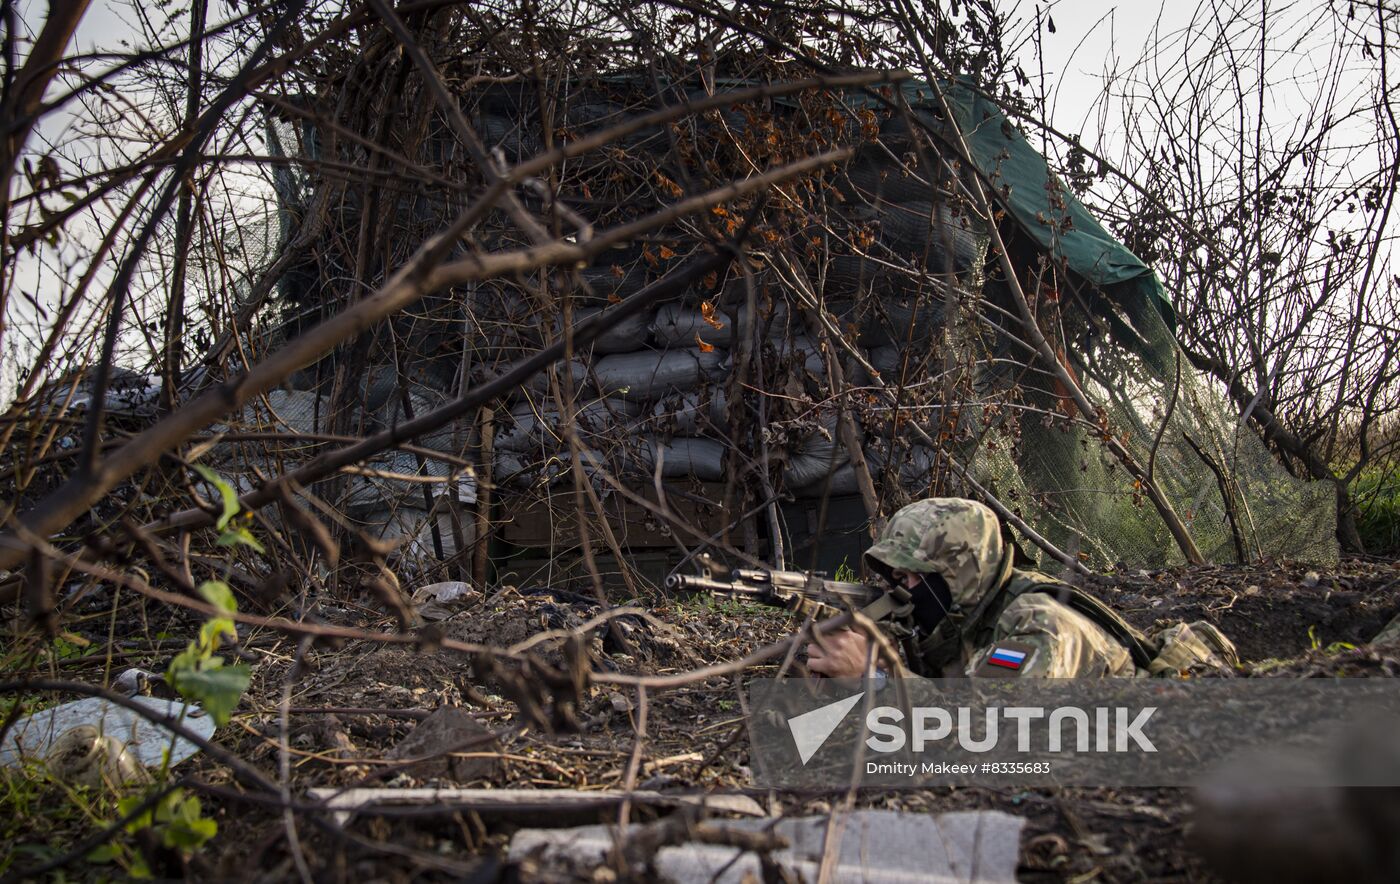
[974,640,1039,677]
[988,647,1028,670]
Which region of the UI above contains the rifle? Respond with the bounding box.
[665,555,919,647]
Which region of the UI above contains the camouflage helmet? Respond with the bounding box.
[864,498,1007,608]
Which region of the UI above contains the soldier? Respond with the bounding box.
[805,497,1238,678]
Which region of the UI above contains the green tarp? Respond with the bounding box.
[849,80,1173,325]
[944,83,1172,324]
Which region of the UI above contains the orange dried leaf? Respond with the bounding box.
[610,264,625,278]
[695,333,716,353]
[699,300,726,330]
[608,292,623,304]
[659,245,676,260]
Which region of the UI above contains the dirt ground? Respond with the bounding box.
[24,556,1400,881]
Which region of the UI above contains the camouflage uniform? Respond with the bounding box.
[864,498,1237,678]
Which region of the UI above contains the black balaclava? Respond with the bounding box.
[911,572,954,636]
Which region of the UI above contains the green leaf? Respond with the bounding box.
[195,581,237,616]
[85,844,118,864]
[193,464,239,531]
[197,617,237,650]
[216,525,265,554]
[167,663,250,726]
[130,853,153,879]
[159,794,217,850]
[163,814,217,850]
[118,794,156,833]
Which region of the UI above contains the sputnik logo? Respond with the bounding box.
[786,691,865,764]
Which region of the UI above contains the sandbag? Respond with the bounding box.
[858,344,938,382]
[476,113,542,159]
[651,304,734,348]
[555,306,653,353]
[825,255,915,297]
[874,201,987,273]
[792,463,859,497]
[355,365,452,412]
[492,448,606,491]
[644,389,731,436]
[493,450,567,489]
[632,437,727,481]
[358,508,474,565]
[593,348,726,401]
[344,451,462,516]
[377,390,442,428]
[490,359,592,398]
[215,389,329,442]
[867,345,902,377]
[377,391,476,454]
[859,296,949,347]
[782,416,849,488]
[494,400,640,453]
[416,419,474,455]
[767,335,827,379]
[578,264,649,302]
[867,444,938,487]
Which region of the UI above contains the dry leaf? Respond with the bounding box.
[695,333,715,353]
[699,300,725,330]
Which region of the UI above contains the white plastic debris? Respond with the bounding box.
[510,809,1025,883]
[0,696,215,771]
[44,725,151,788]
[411,581,478,621]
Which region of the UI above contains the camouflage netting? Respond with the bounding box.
[969,269,1339,567]
[243,63,1335,580]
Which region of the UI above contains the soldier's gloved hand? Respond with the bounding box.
[805,627,872,679]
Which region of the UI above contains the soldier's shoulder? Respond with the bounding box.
[1006,567,1068,592]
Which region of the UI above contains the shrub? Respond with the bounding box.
[1352,467,1400,555]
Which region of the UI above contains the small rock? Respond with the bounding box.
[112,668,156,697]
[639,774,683,791]
[1302,571,1321,588]
[388,707,498,781]
[1244,585,1261,596]
[608,693,633,713]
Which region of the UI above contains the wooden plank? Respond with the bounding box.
[498,482,733,548]
[306,787,767,826]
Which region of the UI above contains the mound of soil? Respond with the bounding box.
[1083,558,1400,662]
